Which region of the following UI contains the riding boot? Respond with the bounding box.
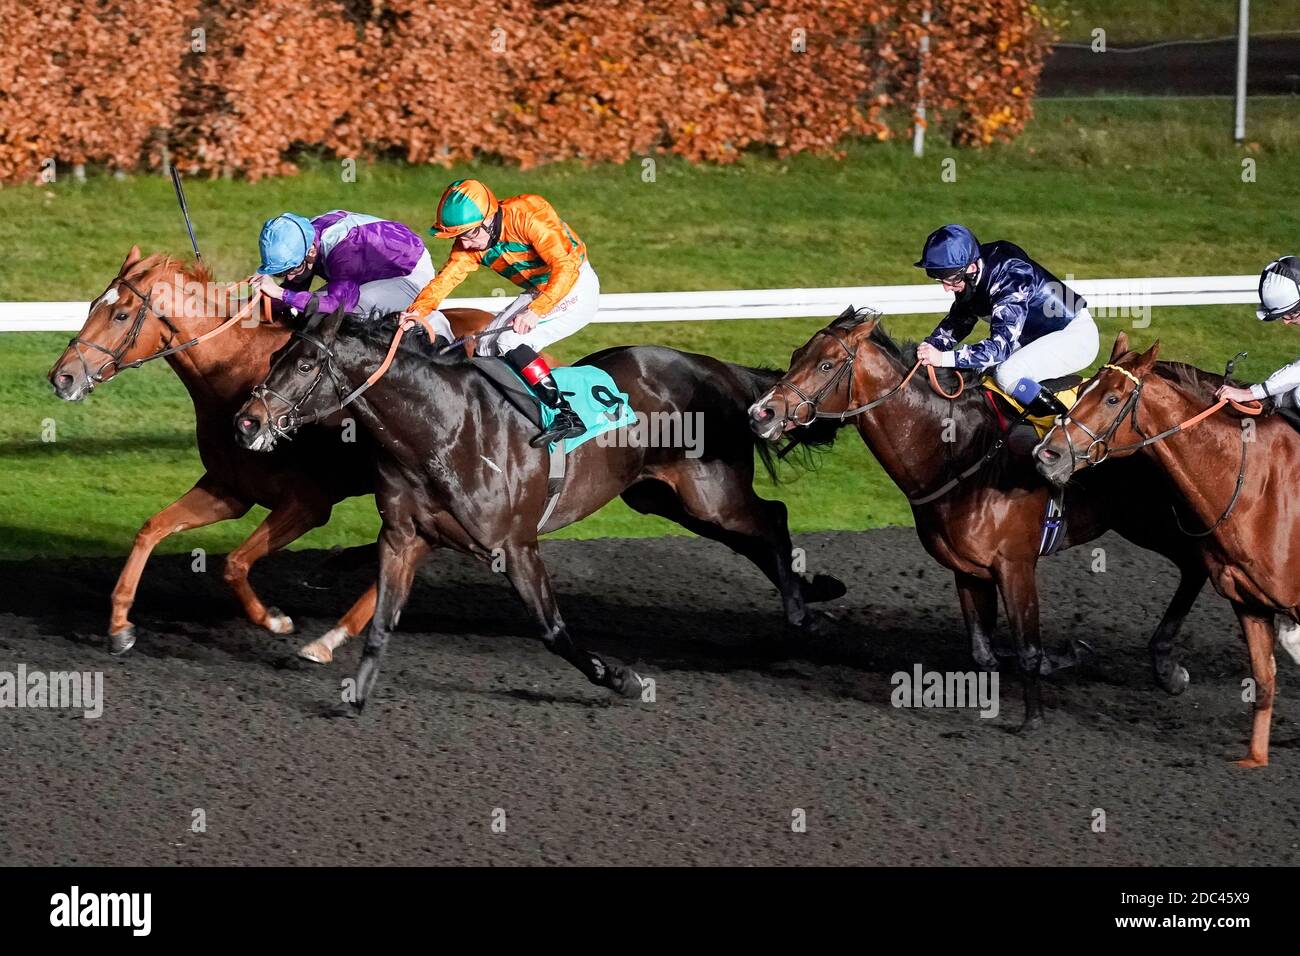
[505,345,587,447]
[1009,378,1070,420]
[1275,400,1300,433]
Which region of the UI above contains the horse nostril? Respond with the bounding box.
[1038,447,1059,463]
[55,373,73,387]
[236,416,259,435]
[755,406,774,422]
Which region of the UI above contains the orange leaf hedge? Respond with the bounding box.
[0,0,1053,183]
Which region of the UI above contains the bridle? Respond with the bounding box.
[777,321,963,429]
[246,322,409,442]
[67,273,260,391]
[773,316,999,506]
[1043,355,1262,536]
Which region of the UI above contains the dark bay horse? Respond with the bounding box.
[46,246,499,660]
[232,306,844,708]
[1036,333,1294,767]
[748,308,1208,732]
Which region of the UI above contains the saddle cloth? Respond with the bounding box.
[471,359,637,454]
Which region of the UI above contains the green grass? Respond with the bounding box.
[2,98,1298,560]
[1050,1,1300,43]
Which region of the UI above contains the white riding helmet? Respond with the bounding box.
[1257,256,1300,321]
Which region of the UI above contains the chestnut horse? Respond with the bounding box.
[233,306,845,709]
[748,308,1208,732]
[46,246,497,660]
[1035,333,1295,767]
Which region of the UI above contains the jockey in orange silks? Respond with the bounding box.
[402,179,597,448]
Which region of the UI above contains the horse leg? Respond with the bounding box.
[955,572,1000,672]
[622,474,831,630]
[1233,606,1277,768]
[299,582,378,664]
[108,476,251,654]
[501,540,643,697]
[352,528,430,712]
[993,560,1046,733]
[222,494,332,637]
[1148,562,1205,695]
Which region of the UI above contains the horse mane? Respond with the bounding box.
[337,313,471,366]
[863,320,985,391]
[1150,360,1226,403]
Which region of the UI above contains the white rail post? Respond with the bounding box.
[1234,0,1249,142]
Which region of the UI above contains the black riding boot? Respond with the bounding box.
[505,345,586,447]
[1020,389,1070,420]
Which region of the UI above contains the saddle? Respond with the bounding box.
[981,373,1082,453]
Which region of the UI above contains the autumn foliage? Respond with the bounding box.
[0,0,1054,183]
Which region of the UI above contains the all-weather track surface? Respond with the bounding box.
[2,528,1298,866]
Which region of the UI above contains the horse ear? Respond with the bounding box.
[319,305,347,342]
[1109,332,1130,362]
[120,245,142,275]
[1133,340,1161,373]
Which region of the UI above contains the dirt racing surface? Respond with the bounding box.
[2,527,1298,866]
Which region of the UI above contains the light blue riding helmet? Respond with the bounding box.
[257,213,316,275]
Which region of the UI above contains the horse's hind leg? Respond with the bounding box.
[222,493,332,637]
[955,573,1000,672]
[622,473,822,629]
[501,540,643,698]
[352,527,430,712]
[1233,606,1277,768]
[108,475,251,654]
[1148,562,1205,695]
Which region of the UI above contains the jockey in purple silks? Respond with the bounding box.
[248,210,450,339]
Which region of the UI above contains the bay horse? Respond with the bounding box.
[232,306,844,709]
[748,308,1209,732]
[46,246,499,660]
[1036,333,1293,767]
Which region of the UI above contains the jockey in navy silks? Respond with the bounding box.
[914,224,1100,421]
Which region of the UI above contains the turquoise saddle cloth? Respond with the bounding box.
[510,365,638,454]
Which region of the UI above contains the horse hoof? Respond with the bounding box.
[1232,755,1268,769]
[1158,665,1190,696]
[971,648,999,672]
[264,607,295,635]
[614,667,646,699]
[107,626,136,656]
[298,641,333,664]
[322,701,362,719]
[802,573,847,603]
[1013,715,1044,736]
[299,627,348,664]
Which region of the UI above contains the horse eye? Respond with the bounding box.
[1105,394,1120,406]
[819,361,833,371]
[114,311,128,322]
[297,362,313,374]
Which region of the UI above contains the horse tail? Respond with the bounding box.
[730,363,841,483]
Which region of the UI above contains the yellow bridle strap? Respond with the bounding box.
[1101,363,1142,386]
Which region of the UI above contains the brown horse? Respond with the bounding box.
[1036,333,1293,767]
[46,246,497,661]
[748,308,1208,732]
